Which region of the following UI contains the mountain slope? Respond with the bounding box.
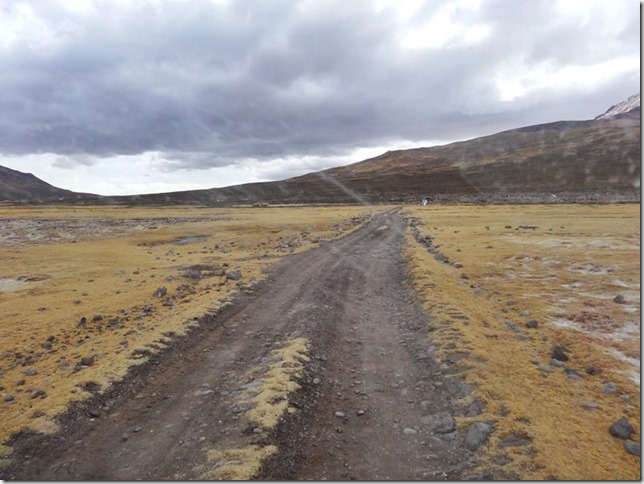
[595,94,640,120]
[114,115,640,205]
[0,165,96,202]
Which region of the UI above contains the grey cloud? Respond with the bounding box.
[0,0,639,172]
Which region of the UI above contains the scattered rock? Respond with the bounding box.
[41,341,53,350]
[466,399,485,417]
[624,440,641,456]
[463,472,494,480]
[80,356,95,367]
[609,417,634,439]
[564,368,581,380]
[92,314,103,322]
[133,426,143,433]
[15,379,25,386]
[357,410,365,416]
[465,422,494,450]
[520,310,531,317]
[252,427,263,434]
[312,377,321,385]
[403,428,418,435]
[525,320,538,329]
[31,389,47,399]
[3,394,14,402]
[550,359,564,368]
[77,316,87,328]
[551,346,569,362]
[23,367,37,376]
[334,411,346,418]
[581,401,600,410]
[152,287,167,298]
[87,408,101,418]
[452,262,463,269]
[226,270,242,281]
[584,365,599,375]
[422,412,456,434]
[603,382,617,394]
[613,295,626,304]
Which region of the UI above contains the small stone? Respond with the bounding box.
[252,427,262,434]
[624,440,641,456]
[603,382,617,394]
[551,346,569,362]
[525,320,538,329]
[80,356,95,367]
[465,422,494,450]
[403,428,418,435]
[92,314,103,322]
[422,412,456,434]
[23,367,37,376]
[41,341,53,350]
[613,295,626,304]
[501,307,509,313]
[87,408,101,418]
[3,394,14,402]
[334,411,346,418]
[609,417,634,439]
[15,379,25,386]
[452,262,463,268]
[133,426,143,433]
[520,310,531,317]
[581,401,600,410]
[564,368,581,380]
[226,270,242,281]
[584,365,598,375]
[550,358,564,368]
[77,316,87,328]
[152,287,167,298]
[313,378,321,385]
[357,410,365,416]
[31,389,47,399]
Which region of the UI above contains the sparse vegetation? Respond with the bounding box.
[403,203,640,480]
[0,205,376,451]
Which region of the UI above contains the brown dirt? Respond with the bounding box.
[1,210,477,480]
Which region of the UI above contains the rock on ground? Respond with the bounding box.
[465,422,494,450]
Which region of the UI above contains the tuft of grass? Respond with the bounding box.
[204,445,278,480]
[403,204,640,480]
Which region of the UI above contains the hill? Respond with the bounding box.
[0,165,96,203]
[1,95,640,205]
[114,115,640,205]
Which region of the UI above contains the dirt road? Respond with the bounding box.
[2,210,475,480]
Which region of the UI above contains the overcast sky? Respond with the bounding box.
[0,0,640,195]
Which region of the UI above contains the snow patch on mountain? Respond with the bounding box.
[595,94,640,120]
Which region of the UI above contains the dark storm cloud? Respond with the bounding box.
[0,0,639,170]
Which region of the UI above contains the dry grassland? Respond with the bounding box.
[404,204,640,480]
[0,205,377,453]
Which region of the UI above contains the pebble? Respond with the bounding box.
[403,428,418,435]
[581,401,600,410]
[422,412,456,434]
[133,426,143,433]
[357,410,365,416]
[520,310,531,317]
[23,367,37,376]
[551,346,569,362]
[609,417,634,439]
[3,394,14,402]
[624,440,641,456]
[465,422,494,450]
[613,295,626,304]
[313,378,321,385]
[334,411,346,418]
[80,356,95,367]
[603,382,617,394]
[550,358,565,368]
[525,320,538,329]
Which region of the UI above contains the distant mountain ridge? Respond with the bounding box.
[595,93,640,120]
[0,94,640,204]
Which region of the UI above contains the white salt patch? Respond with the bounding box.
[0,278,26,292]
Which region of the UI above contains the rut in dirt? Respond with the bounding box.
[2,210,474,481]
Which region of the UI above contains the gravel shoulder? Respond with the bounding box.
[1,210,474,480]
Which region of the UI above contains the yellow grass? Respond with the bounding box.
[203,445,278,480]
[403,204,640,480]
[0,205,378,448]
